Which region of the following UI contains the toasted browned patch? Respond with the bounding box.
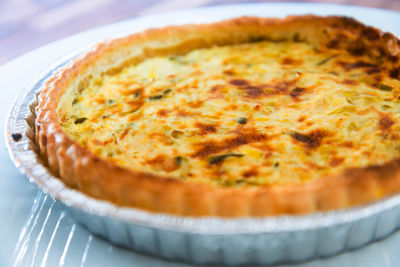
[361,27,380,41]
[146,155,180,172]
[366,68,381,75]
[390,67,400,79]
[390,133,400,140]
[379,113,394,132]
[340,141,355,148]
[171,130,184,138]
[229,77,302,99]
[347,43,366,56]
[210,84,224,93]
[251,142,275,154]
[341,79,359,86]
[227,104,238,110]
[94,98,106,104]
[325,32,349,49]
[223,69,235,76]
[126,98,144,111]
[176,109,199,117]
[247,81,295,98]
[297,116,306,122]
[290,87,305,100]
[192,131,268,158]
[148,133,172,145]
[243,85,265,98]
[196,122,217,135]
[389,55,399,63]
[157,109,169,117]
[254,105,262,111]
[188,100,203,108]
[290,129,328,149]
[330,157,344,167]
[229,78,251,87]
[282,57,303,65]
[337,60,378,71]
[327,39,339,49]
[242,169,259,178]
[266,81,294,94]
[120,129,130,140]
[306,161,324,169]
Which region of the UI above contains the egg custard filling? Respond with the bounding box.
[57,40,400,188]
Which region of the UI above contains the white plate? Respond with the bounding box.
[1,3,400,266]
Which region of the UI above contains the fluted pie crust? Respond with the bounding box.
[35,16,400,217]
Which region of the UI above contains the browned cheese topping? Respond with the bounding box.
[58,39,400,187]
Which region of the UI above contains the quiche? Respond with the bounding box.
[35,16,400,217]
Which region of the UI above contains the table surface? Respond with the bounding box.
[0,0,400,65]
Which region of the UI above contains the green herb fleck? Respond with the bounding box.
[148,88,172,100]
[378,84,393,91]
[163,88,172,95]
[209,153,244,165]
[74,117,87,124]
[175,156,183,165]
[107,99,115,105]
[316,55,339,66]
[72,97,78,105]
[274,162,280,167]
[293,32,300,42]
[149,95,163,100]
[395,145,400,153]
[237,118,248,124]
[171,129,184,138]
[169,56,190,65]
[249,36,265,43]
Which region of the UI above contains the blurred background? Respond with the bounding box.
[0,0,399,65]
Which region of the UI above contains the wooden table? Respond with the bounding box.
[0,0,398,65]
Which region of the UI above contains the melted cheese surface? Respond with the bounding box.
[58,41,400,187]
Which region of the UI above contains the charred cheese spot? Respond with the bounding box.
[195,122,217,136]
[341,79,359,86]
[281,57,303,66]
[192,131,268,158]
[242,169,259,177]
[379,113,395,132]
[337,60,379,71]
[289,130,328,149]
[58,39,400,187]
[229,78,250,87]
[329,157,344,167]
[290,87,305,100]
[390,68,400,79]
[242,85,265,98]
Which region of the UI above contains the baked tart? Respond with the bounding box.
[35,16,400,217]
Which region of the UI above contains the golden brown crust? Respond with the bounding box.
[35,15,400,217]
